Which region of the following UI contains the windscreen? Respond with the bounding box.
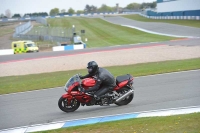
[27,43,36,47]
[65,75,80,91]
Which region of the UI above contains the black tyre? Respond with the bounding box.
[58,97,80,112]
[115,87,134,106]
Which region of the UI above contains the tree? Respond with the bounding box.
[32,12,39,17]
[90,5,97,13]
[84,5,97,13]
[23,13,30,17]
[84,4,91,13]
[140,2,157,9]
[68,8,75,14]
[112,6,117,12]
[5,9,11,18]
[38,12,48,16]
[49,8,59,16]
[126,3,140,10]
[0,14,4,18]
[23,12,48,17]
[76,10,84,14]
[126,3,134,9]
[98,4,113,12]
[61,9,66,13]
[12,14,21,18]
[150,2,157,8]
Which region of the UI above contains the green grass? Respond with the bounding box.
[37,112,200,133]
[0,28,13,36]
[44,17,176,48]
[121,14,200,28]
[0,58,200,95]
[0,23,14,36]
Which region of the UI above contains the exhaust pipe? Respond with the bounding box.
[115,89,134,103]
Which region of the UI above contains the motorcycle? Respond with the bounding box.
[58,74,134,112]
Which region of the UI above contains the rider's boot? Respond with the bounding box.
[90,97,96,105]
[100,97,110,106]
[94,94,100,101]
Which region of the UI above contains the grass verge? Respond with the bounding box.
[0,58,200,95]
[0,22,15,37]
[45,17,176,48]
[121,14,200,28]
[37,112,200,133]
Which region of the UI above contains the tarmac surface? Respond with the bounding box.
[0,43,200,77]
[0,38,200,63]
[102,16,200,38]
[0,70,199,130]
[0,16,200,130]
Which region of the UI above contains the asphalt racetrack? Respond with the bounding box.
[0,70,200,129]
[0,38,200,63]
[103,16,200,38]
[0,16,200,130]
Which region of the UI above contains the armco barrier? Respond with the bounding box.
[52,44,86,51]
[0,12,118,22]
[0,49,14,55]
[140,13,200,20]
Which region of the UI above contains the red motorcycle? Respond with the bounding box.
[58,74,134,112]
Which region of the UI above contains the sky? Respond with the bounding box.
[0,0,155,15]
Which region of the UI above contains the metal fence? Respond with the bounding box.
[13,21,33,38]
[24,26,74,42]
[27,27,74,37]
[16,34,71,42]
[13,19,74,43]
[140,12,200,20]
[36,17,47,26]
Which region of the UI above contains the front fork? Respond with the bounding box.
[62,93,73,105]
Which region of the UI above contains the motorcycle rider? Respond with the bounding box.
[80,61,116,101]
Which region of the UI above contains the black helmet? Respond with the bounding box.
[87,61,98,75]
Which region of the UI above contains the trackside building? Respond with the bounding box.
[147,0,200,17]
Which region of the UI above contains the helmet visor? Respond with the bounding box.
[87,67,93,73]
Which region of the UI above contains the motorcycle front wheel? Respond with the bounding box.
[58,97,80,112]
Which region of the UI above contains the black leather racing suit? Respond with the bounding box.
[81,67,116,97]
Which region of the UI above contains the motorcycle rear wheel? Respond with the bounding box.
[115,87,134,106]
[58,97,80,112]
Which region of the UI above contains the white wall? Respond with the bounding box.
[74,44,84,50]
[0,49,14,55]
[52,46,64,51]
[157,0,200,12]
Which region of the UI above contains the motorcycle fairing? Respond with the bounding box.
[62,91,92,103]
[82,78,96,87]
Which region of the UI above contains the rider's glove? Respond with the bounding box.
[79,75,84,79]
